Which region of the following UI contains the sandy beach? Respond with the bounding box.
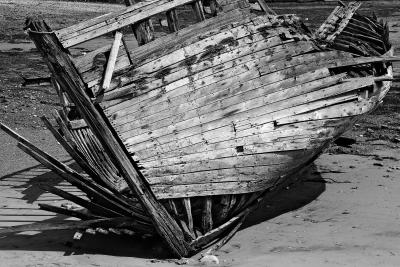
[1,0,400,266]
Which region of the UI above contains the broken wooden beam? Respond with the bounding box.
[0,217,153,235]
[39,203,103,220]
[102,31,123,92]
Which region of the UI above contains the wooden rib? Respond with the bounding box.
[201,197,213,233]
[192,0,206,22]
[1,120,148,221]
[166,9,179,32]
[182,198,194,233]
[192,191,267,249]
[167,199,195,240]
[15,140,149,220]
[191,211,241,249]
[229,194,249,216]
[209,213,246,252]
[214,195,231,224]
[56,0,197,48]
[41,116,116,191]
[68,128,122,190]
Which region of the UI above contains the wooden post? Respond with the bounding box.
[124,0,154,46]
[26,19,192,257]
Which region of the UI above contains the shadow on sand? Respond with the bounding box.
[0,163,325,259]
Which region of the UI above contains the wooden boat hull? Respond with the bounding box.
[1,0,396,258]
[96,15,393,199]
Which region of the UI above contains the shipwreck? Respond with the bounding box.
[0,0,398,257]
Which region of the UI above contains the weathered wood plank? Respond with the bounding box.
[276,99,376,125]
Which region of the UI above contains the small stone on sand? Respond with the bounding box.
[200,254,219,265]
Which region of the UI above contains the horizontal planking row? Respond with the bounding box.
[149,141,329,198]
[125,68,332,158]
[95,17,304,99]
[106,41,318,127]
[127,92,360,179]
[119,66,368,150]
[138,95,373,197]
[111,51,346,137]
[139,133,338,175]
[101,31,309,115]
[136,121,342,165]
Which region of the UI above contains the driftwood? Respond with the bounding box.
[1,0,397,258]
[19,74,51,87]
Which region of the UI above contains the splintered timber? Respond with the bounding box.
[0,0,398,257]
